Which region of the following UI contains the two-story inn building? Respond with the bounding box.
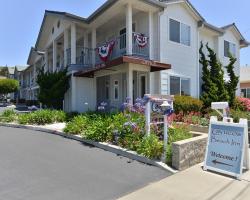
[20,0,249,112]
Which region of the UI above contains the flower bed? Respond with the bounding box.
[64,111,193,164]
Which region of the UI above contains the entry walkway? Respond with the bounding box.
[119,152,250,200]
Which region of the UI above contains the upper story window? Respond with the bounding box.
[224,40,236,57]
[169,19,191,46]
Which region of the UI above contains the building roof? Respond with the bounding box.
[8,67,15,75]
[221,23,250,47]
[240,67,250,83]
[34,0,249,50]
[35,0,166,49]
[15,65,28,72]
[74,56,171,77]
[201,22,225,35]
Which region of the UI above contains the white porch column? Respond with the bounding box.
[91,29,96,65]
[44,50,48,72]
[148,11,154,60]
[71,24,77,64]
[53,40,57,72]
[33,63,36,85]
[71,74,76,111]
[126,3,133,55]
[127,65,133,103]
[64,29,69,68]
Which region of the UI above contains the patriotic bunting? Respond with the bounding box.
[133,33,148,48]
[97,41,115,62]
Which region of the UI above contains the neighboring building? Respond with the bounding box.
[13,66,29,101]
[240,66,250,98]
[22,0,248,112]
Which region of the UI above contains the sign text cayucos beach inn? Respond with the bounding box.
[204,116,249,179]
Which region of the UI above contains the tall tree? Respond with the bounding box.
[0,66,9,77]
[36,69,69,109]
[206,44,229,102]
[199,42,218,108]
[0,79,19,95]
[225,54,239,107]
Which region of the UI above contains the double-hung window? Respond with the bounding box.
[170,76,191,96]
[224,40,236,57]
[241,88,250,98]
[169,19,191,46]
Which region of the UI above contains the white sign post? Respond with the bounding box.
[204,102,249,180]
[144,94,174,161]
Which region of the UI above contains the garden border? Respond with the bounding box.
[0,122,177,174]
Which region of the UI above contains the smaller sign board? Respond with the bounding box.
[144,94,174,136]
[204,117,249,179]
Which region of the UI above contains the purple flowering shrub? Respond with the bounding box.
[65,97,192,162]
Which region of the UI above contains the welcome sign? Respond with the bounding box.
[204,117,249,179]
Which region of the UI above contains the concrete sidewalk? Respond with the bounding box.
[118,163,250,200]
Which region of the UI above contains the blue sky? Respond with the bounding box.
[0,0,249,67]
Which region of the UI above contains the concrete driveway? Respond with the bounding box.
[0,126,171,200]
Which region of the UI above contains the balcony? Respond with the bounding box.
[67,32,149,72]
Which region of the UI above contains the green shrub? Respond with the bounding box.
[64,115,88,134]
[118,132,144,151]
[174,95,203,114]
[137,134,163,159]
[17,110,66,125]
[18,114,31,125]
[166,145,172,165]
[83,115,114,142]
[231,110,250,123]
[166,126,193,164]
[51,110,66,122]
[0,109,16,122]
[168,126,192,144]
[66,112,79,122]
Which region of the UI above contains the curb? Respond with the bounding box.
[0,123,177,174]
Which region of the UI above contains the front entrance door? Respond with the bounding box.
[138,74,147,98]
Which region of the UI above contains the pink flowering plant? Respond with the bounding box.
[237,97,250,111]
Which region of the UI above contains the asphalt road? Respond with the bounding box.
[0,126,171,200]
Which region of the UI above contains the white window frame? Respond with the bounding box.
[241,88,250,98]
[169,18,191,47]
[168,74,191,96]
[114,80,119,101]
[224,40,236,58]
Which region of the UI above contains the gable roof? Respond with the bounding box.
[35,0,166,50]
[8,67,15,75]
[221,23,250,47]
[162,0,204,21]
[34,0,249,51]
[201,21,225,35]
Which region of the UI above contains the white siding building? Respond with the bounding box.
[22,0,249,112]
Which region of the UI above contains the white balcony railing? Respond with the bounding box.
[67,32,149,71]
